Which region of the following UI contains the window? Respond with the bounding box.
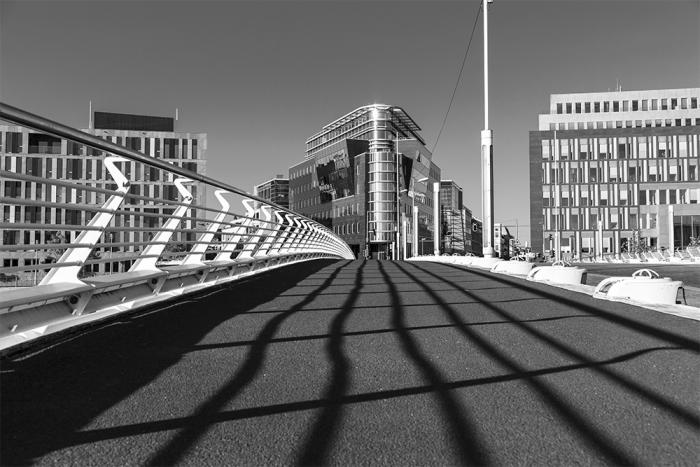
[651,99,658,110]
[681,98,687,109]
[584,102,591,113]
[613,101,619,112]
[642,100,648,111]
[632,100,638,111]
[566,103,572,114]
[575,103,581,113]
[604,102,610,112]
[594,102,600,113]
[163,138,179,158]
[623,101,629,111]
[28,133,61,154]
[671,98,678,109]
[556,103,563,114]
[691,97,698,109]
[661,98,668,110]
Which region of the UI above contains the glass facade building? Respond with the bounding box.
[291,104,441,259]
[530,88,700,257]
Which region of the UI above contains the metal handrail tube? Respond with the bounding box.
[1,170,122,196]
[0,233,337,256]
[1,174,339,241]
[0,102,317,224]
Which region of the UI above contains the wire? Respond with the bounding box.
[431,2,482,155]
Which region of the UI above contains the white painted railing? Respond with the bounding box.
[0,103,353,349]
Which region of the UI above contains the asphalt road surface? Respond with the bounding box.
[2,260,698,466]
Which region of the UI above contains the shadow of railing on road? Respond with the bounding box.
[396,261,638,465]
[377,261,491,465]
[0,259,339,466]
[146,260,352,466]
[296,260,366,465]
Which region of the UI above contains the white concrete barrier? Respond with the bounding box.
[593,269,683,305]
[467,257,503,270]
[491,260,536,276]
[527,262,587,285]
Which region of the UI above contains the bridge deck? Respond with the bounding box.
[2,259,698,465]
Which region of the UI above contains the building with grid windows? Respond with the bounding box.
[439,180,472,254]
[530,88,700,258]
[1,111,206,281]
[254,175,289,209]
[290,104,441,259]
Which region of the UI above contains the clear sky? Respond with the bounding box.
[2,0,699,243]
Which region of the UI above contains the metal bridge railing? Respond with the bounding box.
[0,102,354,350]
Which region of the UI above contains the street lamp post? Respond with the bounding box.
[481,0,495,258]
[433,182,440,256]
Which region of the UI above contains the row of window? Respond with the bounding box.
[541,135,698,161]
[548,118,700,131]
[333,222,362,236]
[542,161,698,185]
[543,186,700,207]
[2,155,200,182]
[555,96,698,115]
[3,182,198,213]
[1,131,201,159]
[543,207,656,232]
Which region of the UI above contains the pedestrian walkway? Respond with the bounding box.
[2,260,698,465]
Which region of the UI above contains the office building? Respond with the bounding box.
[290,104,441,259]
[254,175,289,209]
[439,180,472,254]
[1,111,207,280]
[530,88,700,258]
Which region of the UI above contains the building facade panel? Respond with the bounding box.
[291,104,442,259]
[530,88,700,259]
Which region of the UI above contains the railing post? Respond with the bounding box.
[213,218,246,262]
[278,213,298,255]
[254,206,281,258]
[182,190,230,265]
[41,156,130,285]
[237,200,264,259]
[130,178,193,272]
[287,216,305,253]
[268,211,289,255]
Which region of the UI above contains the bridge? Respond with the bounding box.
[1,104,698,465]
[2,260,698,465]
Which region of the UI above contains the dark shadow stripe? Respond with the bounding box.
[395,261,637,465]
[377,261,490,465]
[67,346,680,448]
[297,261,366,465]
[190,314,591,351]
[146,261,352,466]
[413,262,700,428]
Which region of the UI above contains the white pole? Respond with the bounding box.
[395,124,400,260]
[554,129,560,262]
[402,212,407,260]
[413,204,419,257]
[433,182,440,256]
[481,0,495,257]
